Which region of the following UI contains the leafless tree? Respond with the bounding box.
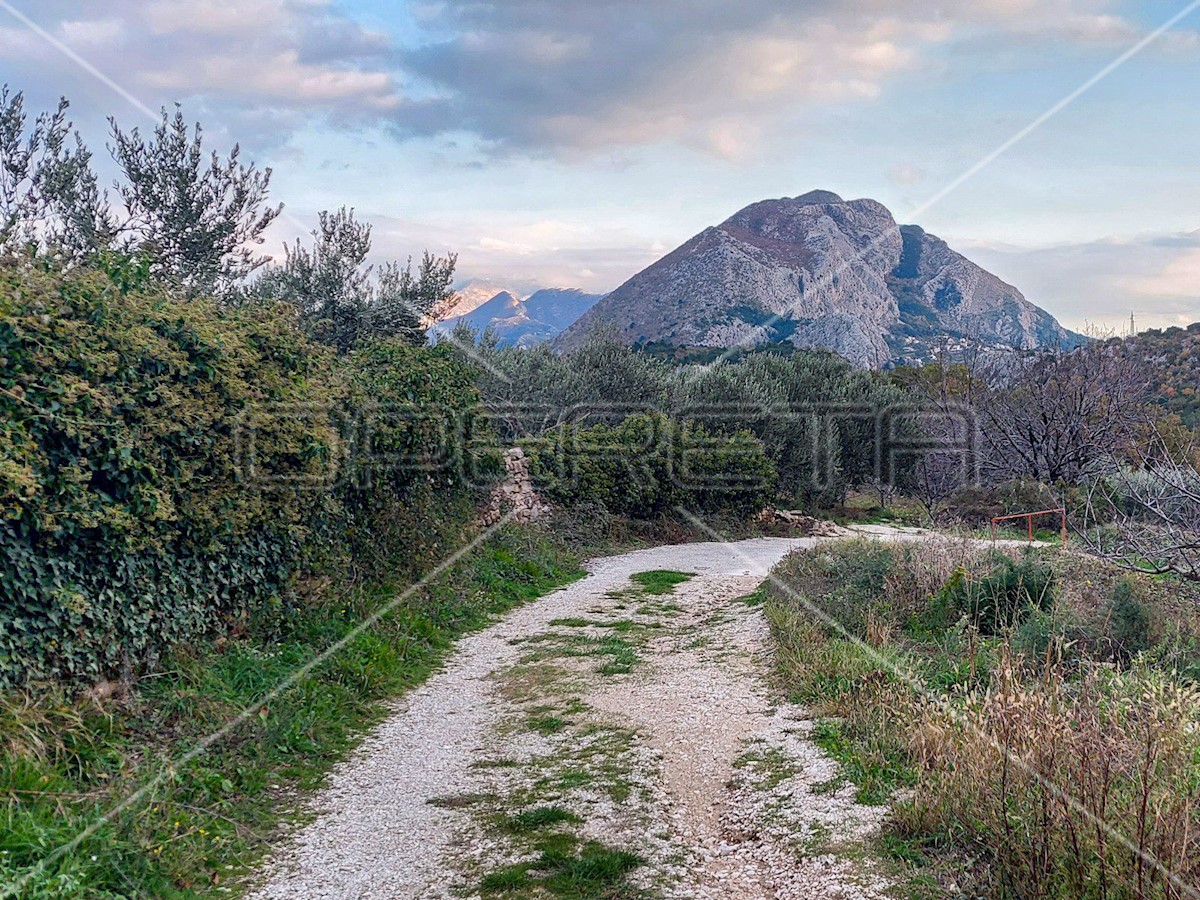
[911,405,980,518]
[976,344,1149,484]
[1078,432,1200,582]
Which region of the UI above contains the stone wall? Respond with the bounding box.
[481,447,551,526]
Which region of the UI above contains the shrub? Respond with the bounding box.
[336,338,494,581]
[523,413,774,519]
[771,541,896,639]
[1106,577,1152,661]
[942,550,1056,634]
[766,539,1200,897]
[0,265,490,684]
[899,664,1200,899]
[0,265,339,684]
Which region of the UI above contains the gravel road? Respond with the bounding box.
[246,536,895,899]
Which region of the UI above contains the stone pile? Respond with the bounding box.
[755,508,851,537]
[481,447,552,526]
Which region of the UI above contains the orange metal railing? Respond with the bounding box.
[990,507,1067,544]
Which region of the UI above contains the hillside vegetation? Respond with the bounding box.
[1111,323,1200,427]
[766,539,1200,897]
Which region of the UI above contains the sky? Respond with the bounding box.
[1,0,1199,331]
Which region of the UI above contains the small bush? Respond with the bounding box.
[769,540,896,639]
[942,550,1056,634]
[524,413,774,519]
[1106,577,1151,661]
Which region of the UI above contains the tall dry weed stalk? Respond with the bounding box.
[901,659,1200,898]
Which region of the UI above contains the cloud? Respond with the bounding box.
[396,3,936,155]
[2,0,1195,159]
[391,0,1199,156]
[964,231,1200,332]
[1123,244,1200,300]
[354,211,661,295]
[0,0,401,142]
[887,163,926,185]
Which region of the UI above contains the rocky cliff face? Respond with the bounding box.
[556,191,1082,366]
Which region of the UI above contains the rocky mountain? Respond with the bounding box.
[431,288,603,348]
[556,190,1083,367]
[431,279,514,321]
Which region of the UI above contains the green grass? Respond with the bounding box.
[736,588,768,607]
[478,836,643,898]
[505,806,581,832]
[0,527,585,899]
[628,570,695,595]
[592,637,639,675]
[808,720,916,806]
[527,715,569,735]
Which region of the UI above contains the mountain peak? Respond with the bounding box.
[430,286,603,348]
[557,193,1081,366]
[792,189,844,205]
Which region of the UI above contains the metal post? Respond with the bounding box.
[1027,516,1033,543]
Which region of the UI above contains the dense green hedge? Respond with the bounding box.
[0,264,487,685]
[523,413,775,518]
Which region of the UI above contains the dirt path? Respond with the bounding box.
[247,538,894,899]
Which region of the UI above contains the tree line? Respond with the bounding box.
[0,86,455,350]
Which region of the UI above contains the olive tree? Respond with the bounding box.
[256,206,457,352]
[0,87,114,261]
[110,106,281,291]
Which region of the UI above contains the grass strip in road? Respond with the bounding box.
[479,837,643,898]
[629,570,695,595]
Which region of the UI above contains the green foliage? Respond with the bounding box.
[0,263,490,685]
[523,413,774,519]
[0,264,336,684]
[774,540,897,639]
[470,331,672,442]
[766,540,1200,897]
[906,567,965,639]
[337,338,493,580]
[809,719,916,806]
[1106,577,1151,660]
[110,107,281,292]
[0,527,584,898]
[672,351,918,507]
[471,333,918,509]
[942,550,1056,634]
[256,207,457,352]
[1108,323,1200,427]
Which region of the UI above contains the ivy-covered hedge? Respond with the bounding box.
[0,264,487,685]
[334,338,498,580]
[523,413,775,519]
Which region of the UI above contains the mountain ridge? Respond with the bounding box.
[431,287,603,347]
[555,191,1083,366]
